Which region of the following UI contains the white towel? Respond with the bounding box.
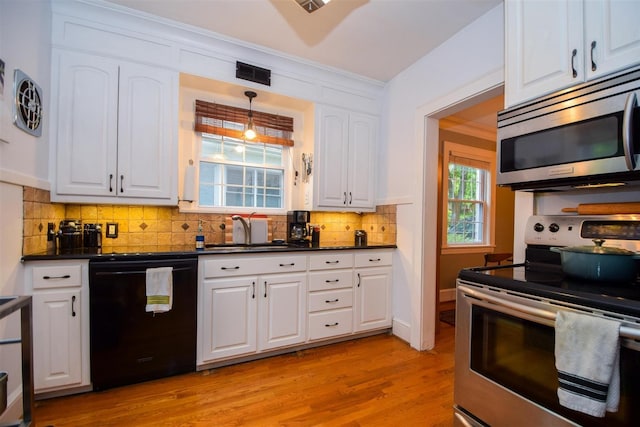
[555,310,620,417]
[145,267,173,313]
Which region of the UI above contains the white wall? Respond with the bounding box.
[0,0,52,419]
[0,0,52,189]
[381,4,505,350]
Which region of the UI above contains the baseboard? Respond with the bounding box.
[0,388,23,424]
[392,318,411,343]
[440,288,456,302]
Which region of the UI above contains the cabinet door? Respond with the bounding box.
[354,267,392,332]
[585,0,640,80]
[505,0,584,107]
[200,277,257,362]
[347,113,377,209]
[258,273,307,351]
[117,63,177,200]
[315,106,349,207]
[32,290,82,390]
[54,51,119,196]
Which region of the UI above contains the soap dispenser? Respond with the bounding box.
[195,220,205,250]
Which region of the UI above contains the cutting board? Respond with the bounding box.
[561,202,640,215]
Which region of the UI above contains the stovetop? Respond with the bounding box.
[458,214,640,318]
[459,262,640,318]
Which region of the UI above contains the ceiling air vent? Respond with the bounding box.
[236,61,271,86]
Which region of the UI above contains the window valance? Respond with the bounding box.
[194,99,294,146]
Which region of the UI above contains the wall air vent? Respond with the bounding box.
[13,69,43,137]
[236,61,271,86]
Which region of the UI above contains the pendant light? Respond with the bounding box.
[244,90,257,140]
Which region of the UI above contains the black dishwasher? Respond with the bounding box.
[89,255,197,391]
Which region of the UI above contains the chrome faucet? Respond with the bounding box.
[231,212,256,245]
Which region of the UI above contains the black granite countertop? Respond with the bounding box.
[22,243,397,262]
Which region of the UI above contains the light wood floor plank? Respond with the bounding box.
[35,323,455,426]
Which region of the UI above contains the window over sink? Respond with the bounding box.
[199,133,285,209]
[179,83,305,214]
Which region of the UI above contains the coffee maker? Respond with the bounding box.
[287,210,310,247]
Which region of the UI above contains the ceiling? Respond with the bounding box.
[104,0,502,82]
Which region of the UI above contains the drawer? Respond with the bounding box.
[308,288,353,313]
[202,254,307,278]
[308,308,353,340]
[354,250,393,268]
[308,270,353,291]
[309,252,353,271]
[32,263,83,289]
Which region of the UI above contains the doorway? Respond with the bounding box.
[435,95,514,333]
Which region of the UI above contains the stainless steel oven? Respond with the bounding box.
[454,215,640,426]
[497,65,640,191]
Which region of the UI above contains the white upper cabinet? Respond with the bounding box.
[505,0,640,108]
[314,105,377,211]
[52,50,178,204]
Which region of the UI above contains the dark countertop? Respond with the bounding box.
[22,243,397,262]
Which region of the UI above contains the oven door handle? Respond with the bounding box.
[458,284,640,340]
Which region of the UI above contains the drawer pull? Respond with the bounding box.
[369,258,381,262]
[279,263,295,267]
[221,266,240,271]
[325,260,340,264]
[325,322,339,327]
[325,299,339,303]
[325,279,340,283]
[43,275,71,280]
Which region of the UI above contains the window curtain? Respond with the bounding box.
[194,99,294,146]
[448,150,491,171]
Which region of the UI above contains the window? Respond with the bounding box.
[442,141,496,253]
[191,99,295,212]
[199,134,284,208]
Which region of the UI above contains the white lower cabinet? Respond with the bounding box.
[258,273,307,351]
[198,249,392,367]
[200,277,258,361]
[24,261,90,394]
[354,251,393,332]
[198,254,307,365]
[307,252,354,341]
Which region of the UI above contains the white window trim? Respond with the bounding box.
[441,141,496,255]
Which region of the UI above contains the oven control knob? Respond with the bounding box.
[534,223,544,232]
[549,223,560,233]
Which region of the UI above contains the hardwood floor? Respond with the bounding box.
[35,323,455,427]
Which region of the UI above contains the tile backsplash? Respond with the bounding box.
[22,187,397,254]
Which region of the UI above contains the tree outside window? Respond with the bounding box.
[442,141,496,252]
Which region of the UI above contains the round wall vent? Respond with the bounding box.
[13,69,43,137]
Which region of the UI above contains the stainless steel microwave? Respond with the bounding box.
[497,66,640,191]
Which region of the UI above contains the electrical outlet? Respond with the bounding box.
[106,223,118,238]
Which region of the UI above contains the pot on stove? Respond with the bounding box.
[551,239,640,282]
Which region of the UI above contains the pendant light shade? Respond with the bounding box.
[244,91,257,140]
